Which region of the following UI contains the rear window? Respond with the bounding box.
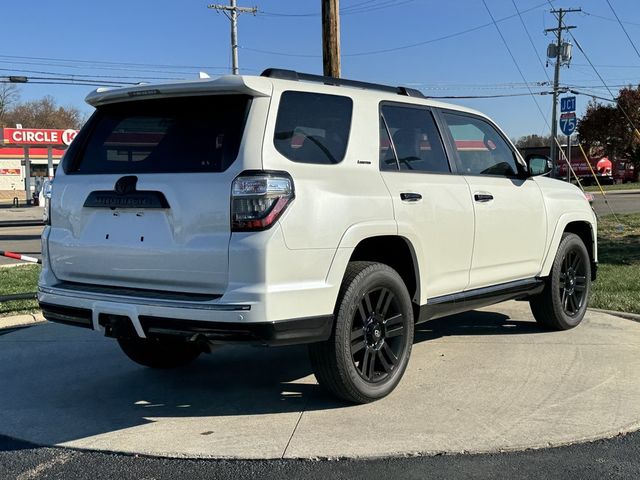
[274,91,352,164]
[66,95,251,174]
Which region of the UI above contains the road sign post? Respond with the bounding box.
[566,135,572,183]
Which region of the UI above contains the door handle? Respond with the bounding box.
[400,192,422,202]
[474,192,494,202]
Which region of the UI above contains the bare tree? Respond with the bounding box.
[514,134,553,149]
[0,83,20,126]
[3,95,83,129]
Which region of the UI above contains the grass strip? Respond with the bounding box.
[0,265,40,317]
[590,213,640,314]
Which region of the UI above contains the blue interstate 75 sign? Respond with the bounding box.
[560,112,577,136]
[561,96,576,113]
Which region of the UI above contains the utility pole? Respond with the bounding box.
[208,0,257,75]
[322,0,341,77]
[545,7,580,177]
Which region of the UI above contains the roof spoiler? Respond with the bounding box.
[85,75,272,107]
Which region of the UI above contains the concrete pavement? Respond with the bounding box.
[1,301,639,460]
[0,205,44,227]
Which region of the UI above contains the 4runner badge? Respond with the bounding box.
[83,176,170,209]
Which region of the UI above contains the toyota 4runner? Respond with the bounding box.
[38,69,597,403]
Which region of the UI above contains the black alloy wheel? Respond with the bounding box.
[530,232,592,331]
[350,286,406,383]
[309,261,414,403]
[559,247,588,316]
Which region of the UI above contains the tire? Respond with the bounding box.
[529,233,591,331]
[117,336,202,369]
[309,261,414,403]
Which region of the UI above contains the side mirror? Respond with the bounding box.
[525,154,552,176]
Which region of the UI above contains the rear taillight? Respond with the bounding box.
[231,172,294,231]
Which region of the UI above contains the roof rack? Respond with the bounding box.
[261,68,425,99]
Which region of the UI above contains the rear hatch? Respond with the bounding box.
[48,93,252,295]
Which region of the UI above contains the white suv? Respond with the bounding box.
[38,69,597,403]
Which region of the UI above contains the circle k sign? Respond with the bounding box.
[61,129,78,146]
[0,127,80,147]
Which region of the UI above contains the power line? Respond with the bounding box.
[480,0,550,130]
[0,54,232,71]
[482,1,586,186]
[260,0,416,17]
[0,79,129,87]
[604,0,640,60]
[573,63,640,69]
[0,66,182,82]
[243,1,549,58]
[427,91,553,99]
[581,9,640,28]
[0,68,182,85]
[511,0,552,84]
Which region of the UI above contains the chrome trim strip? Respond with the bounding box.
[38,286,251,311]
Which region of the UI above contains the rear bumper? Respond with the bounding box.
[39,299,333,346]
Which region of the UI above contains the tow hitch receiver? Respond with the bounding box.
[99,314,137,339]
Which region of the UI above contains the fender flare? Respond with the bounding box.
[540,212,597,278]
[324,221,425,305]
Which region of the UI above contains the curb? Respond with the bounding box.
[0,313,46,331]
[589,308,640,322]
[0,220,44,228]
[0,262,34,268]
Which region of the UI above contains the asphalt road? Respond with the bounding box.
[0,225,43,266]
[1,423,639,479]
[591,190,640,216]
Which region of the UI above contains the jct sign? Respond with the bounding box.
[0,128,79,146]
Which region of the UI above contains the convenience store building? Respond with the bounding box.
[0,127,78,200]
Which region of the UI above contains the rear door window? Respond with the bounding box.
[379,104,451,173]
[66,95,251,174]
[274,91,352,164]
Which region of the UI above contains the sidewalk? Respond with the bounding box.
[0,204,44,227]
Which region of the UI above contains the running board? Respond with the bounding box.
[419,278,544,323]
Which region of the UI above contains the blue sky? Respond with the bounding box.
[1,0,639,139]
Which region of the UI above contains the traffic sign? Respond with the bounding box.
[560,112,576,136]
[561,96,576,113]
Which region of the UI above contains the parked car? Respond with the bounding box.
[38,69,597,403]
[39,179,53,223]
